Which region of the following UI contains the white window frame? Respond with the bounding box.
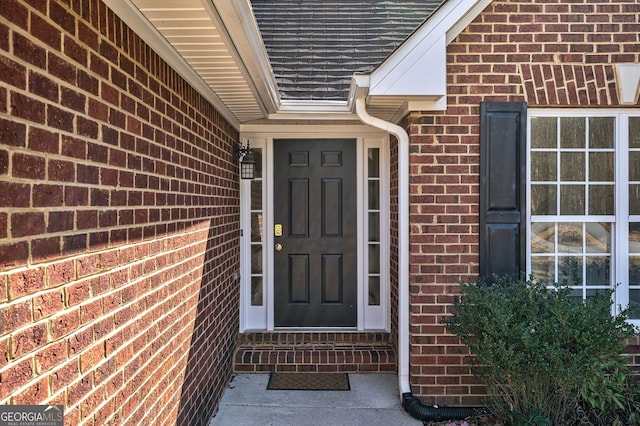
[362,137,390,330]
[239,137,268,331]
[527,109,640,326]
[239,126,390,332]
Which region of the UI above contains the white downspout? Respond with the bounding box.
[354,97,411,398]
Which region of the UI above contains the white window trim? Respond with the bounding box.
[527,108,640,326]
[239,126,390,332]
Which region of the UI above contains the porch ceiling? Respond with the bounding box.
[116,0,274,127]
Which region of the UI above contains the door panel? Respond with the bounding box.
[274,139,357,327]
[289,254,309,303]
[289,179,309,237]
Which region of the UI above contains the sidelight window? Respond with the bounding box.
[250,148,264,306]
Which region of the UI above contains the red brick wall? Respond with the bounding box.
[389,137,399,358]
[0,1,239,424]
[407,0,640,405]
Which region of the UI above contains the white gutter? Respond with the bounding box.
[354,96,411,398]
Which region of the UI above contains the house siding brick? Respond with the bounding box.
[407,0,640,405]
[0,1,239,425]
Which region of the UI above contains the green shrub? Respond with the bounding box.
[444,275,639,425]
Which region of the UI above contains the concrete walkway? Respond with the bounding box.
[210,373,422,425]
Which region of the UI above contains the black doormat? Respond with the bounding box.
[267,372,350,391]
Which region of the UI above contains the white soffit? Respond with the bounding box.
[110,0,268,126]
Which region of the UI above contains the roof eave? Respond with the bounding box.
[266,100,358,121]
[348,0,493,122]
[106,0,243,128]
[211,0,281,114]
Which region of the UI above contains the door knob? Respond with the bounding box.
[275,243,283,252]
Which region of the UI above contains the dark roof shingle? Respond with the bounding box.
[251,0,446,101]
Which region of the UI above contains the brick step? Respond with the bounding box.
[233,332,397,373]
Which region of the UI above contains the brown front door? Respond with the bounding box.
[273,139,357,327]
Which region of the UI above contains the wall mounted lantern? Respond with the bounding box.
[234,141,255,180]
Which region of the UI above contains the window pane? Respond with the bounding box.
[630,257,640,284]
[588,185,614,215]
[630,117,640,148]
[588,117,614,149]
[630,185,640,215]
[531,117,557,148]
[368,181,380,210]
[558,223,583,253]
[629,152,640,181]
[567,288,584,301]
[586,256,609,286]
[531,185,557,215]
[560,152,585,181]
[531,222,555,253]
[560,185,585,215]
[251,180,262,210]
[585,223,610,253]
[531,152,557,181]
[559,256,583,285]
[368,212,380,242]
[628,289,640,319]
[368,276,380,306]
[368,148,380,177]
[531,256,555,284]
[369,244,380,274]
[252,148,263,179]
[251,277,263,306]
[251,213,263,242]
[251,245,262,274]
[560,117,585,148]
[585,289,609,298]
[630,223,640,254]
[589,152,614,182]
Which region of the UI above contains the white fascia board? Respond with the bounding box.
[278,100,350,112]
[267,100,356,120]
[105,0,240,129]
[446,0,494,43]
[366,0,492,100]
[240,123,386,135]
[391,98,448,122]
[210,0,281,113]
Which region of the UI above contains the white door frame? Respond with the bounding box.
[239,125,390,331]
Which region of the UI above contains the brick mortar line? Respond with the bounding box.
[4,249,211,406]
[0,219,233,269]
[0,89,234,177]
[0,223,212,284]
[144,292,233,422]
[0,238,212,361]
[75,289,201,422]
[1,140,233,185]
[0,6,237,143]
[118,309,202,425]
[0,47,235,166]
[0,215,237,249]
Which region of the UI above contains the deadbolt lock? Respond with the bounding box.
[275,243,283,252]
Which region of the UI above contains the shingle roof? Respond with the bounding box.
[250,0,446,102]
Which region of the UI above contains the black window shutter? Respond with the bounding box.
[479,102,527,283]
